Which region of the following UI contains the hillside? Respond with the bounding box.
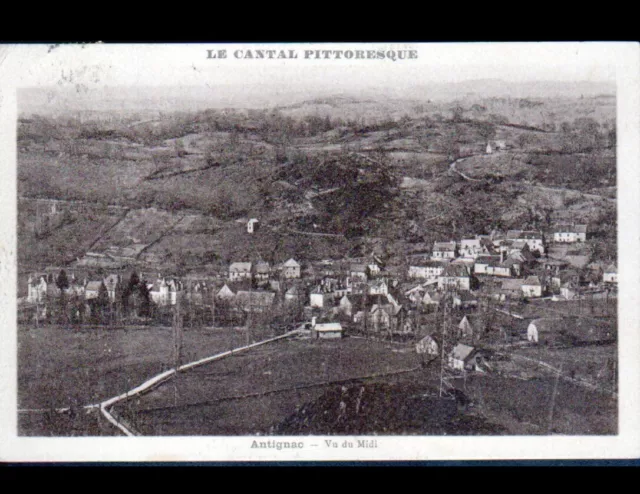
[17,94,617,274]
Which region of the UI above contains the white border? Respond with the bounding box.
[1,42,638,462]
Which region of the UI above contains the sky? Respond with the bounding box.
[1,42,621,113]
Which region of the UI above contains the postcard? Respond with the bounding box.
[0,42,638,462]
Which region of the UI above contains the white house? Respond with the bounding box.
[521,276,543,298]
[516,231,545,255]
[459,238,484,259]
[432,241,457,260]
[27,275,49,304]
[408,260,448,279]
[553,224,588,243]
[448,344,483,371]
[247,218,260,233]
[416,335,439,357]
[253,261,271,283]
[310,288,330,308]
[438,264,471,291]
[217,284,236,300]
[229,262,252,281]
[368,279,388,296]
[282,258,301,279]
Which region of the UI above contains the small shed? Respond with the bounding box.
[312,322,344,339]
[247,218,260,234]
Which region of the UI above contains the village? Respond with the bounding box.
[20,213,618,378]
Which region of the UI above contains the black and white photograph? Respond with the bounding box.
[0,42,638,462]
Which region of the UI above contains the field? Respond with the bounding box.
[114,337,423,435]
[17,325,260,435]
[18,323,618,437]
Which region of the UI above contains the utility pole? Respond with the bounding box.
[173,292,183,407]
[547,362,563,434]
[439,289,456,399]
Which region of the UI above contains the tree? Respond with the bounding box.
[174,139,186,158]
[451,105,465,122]
[477,122,496,142]
[56,270,70,291]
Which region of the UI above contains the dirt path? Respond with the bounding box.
[449,157,482,182]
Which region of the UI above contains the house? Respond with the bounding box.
[553,224,588,243]
[311,320,343,339]
[494,140,507,150]
[603,264,617,284]
[150,278,169,305]
[216,284,236,300]
[485,142,493,154]
[408,260,448,279]
[448,344,485,372]
[247,218,260,233]
[500,278,526,298]
[368,279,388,296]
[85,280,106,301]
[284,285,301,304]
[458,315,477,340]
[474,255,500,275]
[310,287,331,308]
[229,262,252,281]
[521,276,543,298]
[459,238,484,259]
[432,241,457,260]
[560,282,579,300]
[516,231,545,254]
[349,264,369,281]
[282,258,301,279]
[484,254,515,277]
[453,292,478,309]
[27,275,48,304]
[253,261,271,283]
[234,291,275,312]
[438,264,471,291]
[416,334,439,357]
[103,274,122,303]
[421,291,443,308]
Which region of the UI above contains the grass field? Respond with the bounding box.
[115,337,422,435]
[17,325,263,435]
